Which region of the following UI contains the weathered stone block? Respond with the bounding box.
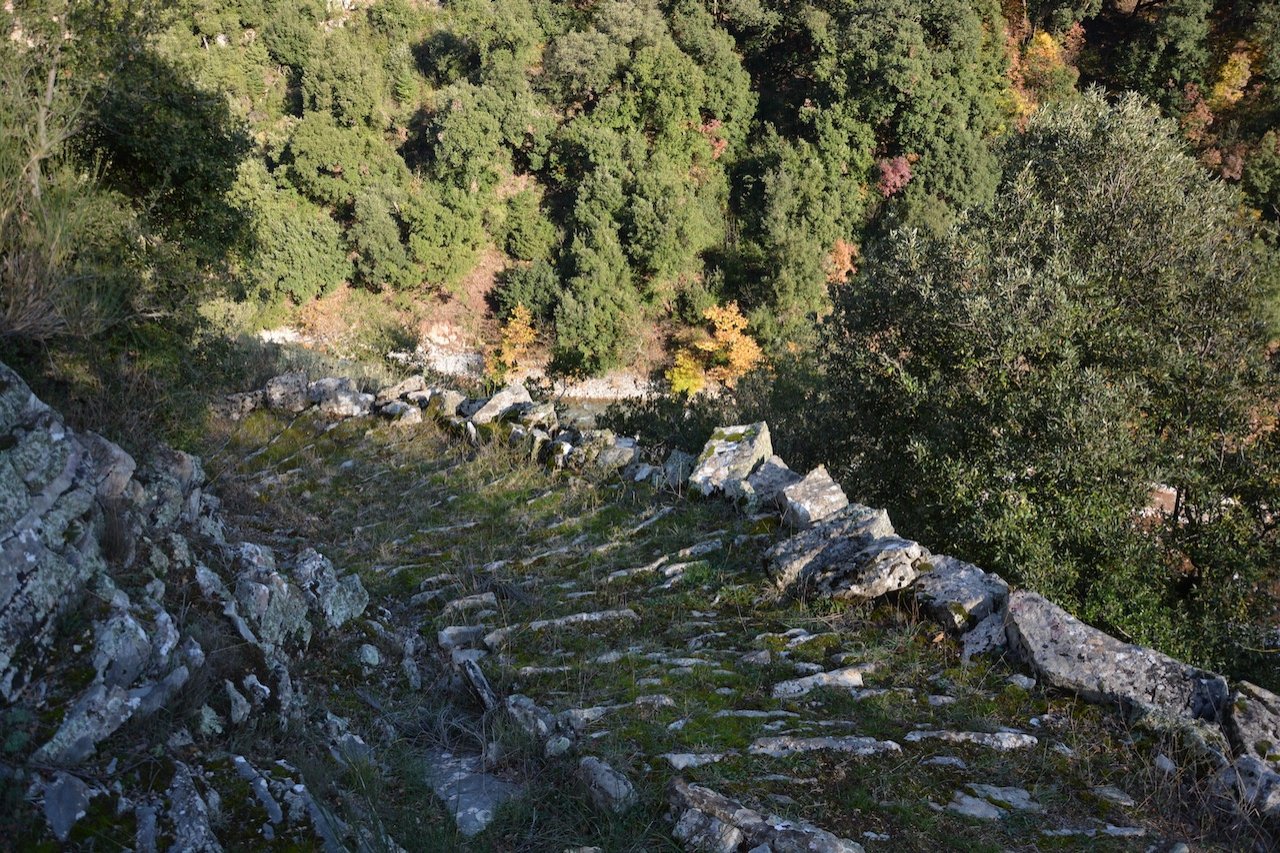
[1005,590,1229,722]
[780,465,849,527]
[689,422,772,498]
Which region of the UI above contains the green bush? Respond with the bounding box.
[494,261,560,323]
[502,188,557,262]
[823,91,1280,677]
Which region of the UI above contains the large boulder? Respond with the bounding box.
[470,382,532,425]
[1005,590,1229,722]
[913,555,1009,634]
[765,504,895,593]
[264,371,310,413]
[688,423,772,499]
[810,535,930,600]
[1224,682,1280,766]
[780,466,848,527]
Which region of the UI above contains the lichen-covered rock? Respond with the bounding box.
[745,455,802,509]
[167,762,223,852]
[213,390,264,421]
[470,382,533,425]
[33,684,141,765]
[577,757,637,813]
[667,778,864,853]
[308,377,374,418]
[688,423,772,498]
[813,535,929,600]
[1210,754,1280,824]
[1005,590,1229,722]
[1224,682,1280,765]
[290,548,368,630]
[765,504,894,593]
[41,771,92,842]
[426,388,466,419]
[913,555,1009,634]
[264,371,310,413]
[593,437,639,473]
[233,545,312,653]
[780,466,848,527]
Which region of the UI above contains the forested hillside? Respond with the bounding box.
[3,0,1280,683]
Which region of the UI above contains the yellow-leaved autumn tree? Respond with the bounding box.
[485,304,536,382]
[666,302,763,396]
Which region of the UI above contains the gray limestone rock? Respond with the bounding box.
[1210,754,1280,824]
[809,535,930,600]
[1224,682,1280,765]
[375,374,427,406]
[426,388,466,419]
[689,423,772,498]
[424,749,523,837]
[913,555,1009,634]
[663,449,696,490]
[961,610,1008,664]
[264,372,310,413]
[577,756,637,813]
[290,548,368,630]
[42,771,91,842]
[93,609,152,688]
[747,735,902,758]
[505,694,559,739]
[593,437,639,473]
[167,762,223,852]
[765,504,895,593]
[214,390,264,421]
[517,401,558,432]
[746,455,803,509]
[226,680,251,724]
[1005,590,1229,722]
[34,684,141,765]
[780,466,849,528]
[471,383,533,425]
[308,377,374,418]
[668,778,864,853]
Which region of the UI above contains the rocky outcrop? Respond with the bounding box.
[1005,590,1230,722]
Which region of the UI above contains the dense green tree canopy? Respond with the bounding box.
[823,92,1279,670]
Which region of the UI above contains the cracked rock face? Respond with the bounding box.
[780,465,849,528]
[1005,590,1229,722]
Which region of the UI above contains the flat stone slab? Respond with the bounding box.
[772,666,866,699]
[689,422,772,499]
[747,735,902,758]
[913,555,1008,634]
[780,466,849,528]
[483,609,639,651]
[1005,590,1229,722]
[424,750,522,837]
[904,730,1038,751]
